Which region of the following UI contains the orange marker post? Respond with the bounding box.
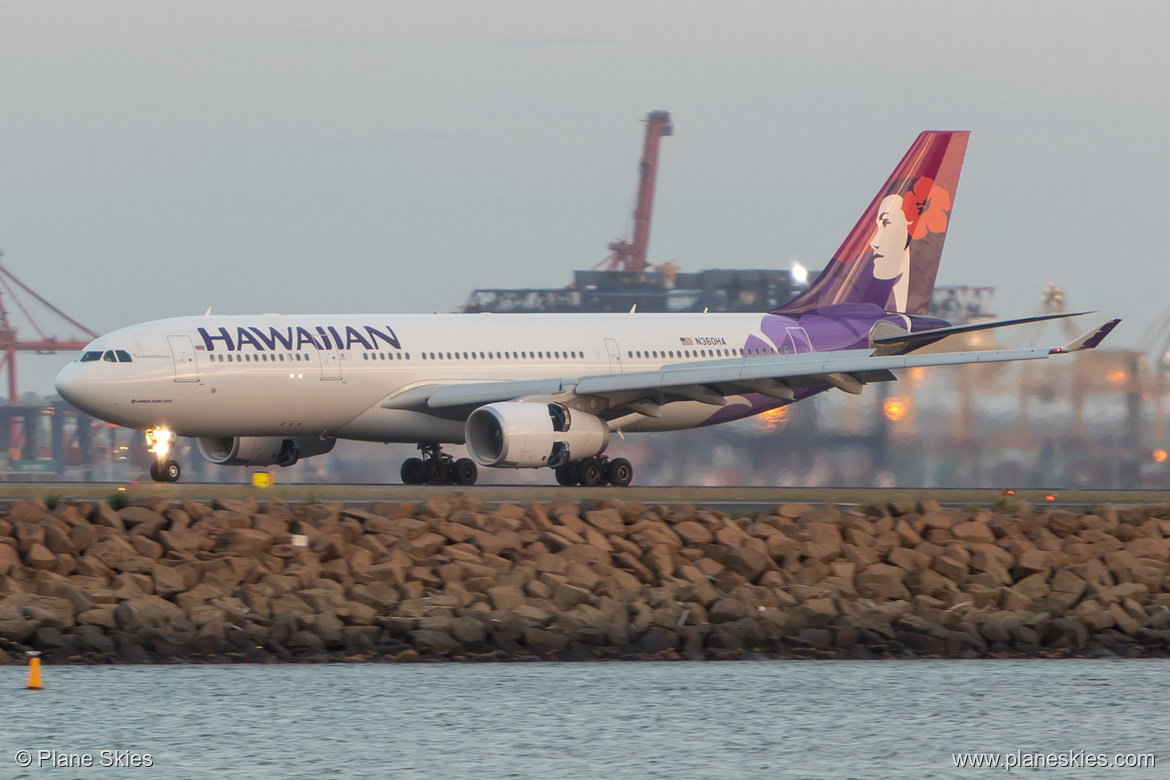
[27,654,42,690]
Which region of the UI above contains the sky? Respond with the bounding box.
[1,1,1167,395]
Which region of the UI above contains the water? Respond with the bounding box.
[3,660,1166,779]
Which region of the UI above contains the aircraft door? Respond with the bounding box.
[784,327,813,355]
[320,345,342,380]
[604,338,623,373]
[167,335,199,382]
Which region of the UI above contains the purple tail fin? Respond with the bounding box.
[776,131,969,315]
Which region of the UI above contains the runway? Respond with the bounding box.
[2,483,1168,513]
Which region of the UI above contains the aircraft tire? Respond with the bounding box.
[606,458,633,487]
[401,457,424,485]
[453,458,478,486]
[425,458,448,484]
[162,460,181,482]
[579,458,604,487]
[554,464,575,486]
[149,461,164,482]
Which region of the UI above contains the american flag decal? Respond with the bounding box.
[679,337,693,345]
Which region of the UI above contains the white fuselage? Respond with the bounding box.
[54,311,823,444]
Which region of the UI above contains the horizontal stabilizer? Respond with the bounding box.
[873,310,1096,353]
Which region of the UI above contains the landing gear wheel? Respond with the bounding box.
[579,458,604,487]
[149,461,163,482]
[606,457,633,487]
[554,464,574,486]
[425,458,449,484]
[401,457,424,485]
[161,460,181,483]
[453,458,478,486]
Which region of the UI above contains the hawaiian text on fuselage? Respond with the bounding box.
[196,325,401,352]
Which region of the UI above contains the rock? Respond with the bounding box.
[585,509,626,536]
[120,506,168,537]
[931,556,969,584]
[1073,600,1115,631]
[524,627,571,654]
[24,543,59,571]
[722,546,769,581]
[632,626,678,654]
[856,564,910,601]
[552,583,591,611]
[887,547,931,572]
[952,520,996,545]
[708,597,754,624]
[673,521,714,545]
[451,616,487,644]
[487,585,526,611]
[0,544,17,576]
[152,565,187,599]
[1051,568,1087,599]
[1012,573,1050,600]
[1108,602,1142,635]
[644,544,675,580]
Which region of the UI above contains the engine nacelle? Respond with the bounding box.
[465,402,609,469]
[197,436,336,467]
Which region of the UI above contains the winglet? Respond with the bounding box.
[1050,319,1121,354]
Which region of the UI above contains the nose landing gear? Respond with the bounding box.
[146,427,182,483]
[400,444,478,486]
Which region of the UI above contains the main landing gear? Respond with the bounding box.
[400,444,479,486]
[146,427,182,483]
[554,456,633,487]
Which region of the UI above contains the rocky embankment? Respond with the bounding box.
[2,494,1169,663]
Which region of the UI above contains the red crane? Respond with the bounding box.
[596,110,673,273]
[0,252,98,404]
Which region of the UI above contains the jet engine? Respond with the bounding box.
[197,436,336,467]
[465,402,609,469]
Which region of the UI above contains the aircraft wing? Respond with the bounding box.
[383,318,1121,416]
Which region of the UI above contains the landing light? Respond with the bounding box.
[1154,449,1168,464]
[145,428,175,458]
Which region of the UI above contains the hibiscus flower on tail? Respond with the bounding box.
[901,176,952,240]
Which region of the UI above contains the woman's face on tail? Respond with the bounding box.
[871,194,910,279]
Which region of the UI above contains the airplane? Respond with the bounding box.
[54,130,1119,486]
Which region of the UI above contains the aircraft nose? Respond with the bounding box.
[55,363,88,410]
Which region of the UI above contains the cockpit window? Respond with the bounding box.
[115,350,132,363]
[103,350,118,363]
[80,351,103,362]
